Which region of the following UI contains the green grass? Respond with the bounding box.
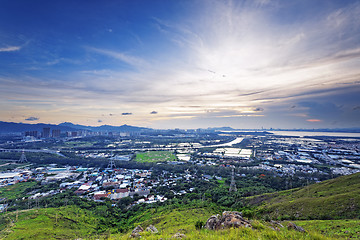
[135,151,177,163]
[246,172,360,220]
[111,207,336,240]
[294,219,360,239]
[0,181,37,201]
[0,206,104,240]
[1,204,359,239]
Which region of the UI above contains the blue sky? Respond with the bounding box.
[0,0,359,129]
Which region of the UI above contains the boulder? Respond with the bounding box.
[146,225,159,234]
[287,222,306,232]
[204,214,221,230]
[204,211,252,231]
[270,220,284,228]
[221,211,251,229]
[129,232,141,238]
[171,232,187,239]
[129,225,144,238]
[132,225,144,234]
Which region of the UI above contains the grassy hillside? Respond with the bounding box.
[294,219,360,239]
[0,206,103,240]
[1,204,359,239]
[111,207,358,240]
[246,172,360,220]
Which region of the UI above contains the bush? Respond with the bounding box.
[195,220,204,230]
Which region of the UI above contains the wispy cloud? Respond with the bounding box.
[1,1,359,128]
[87,47,147,68]
[0,46,21,52]
[306,119,322,122]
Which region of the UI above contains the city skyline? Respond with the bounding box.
[1,0,359,129]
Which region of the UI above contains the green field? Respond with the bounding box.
[0,181,37,201]
[135,151,177,163]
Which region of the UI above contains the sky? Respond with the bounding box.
[0,0,359,129]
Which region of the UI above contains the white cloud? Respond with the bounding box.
[87,47,148,68]
[0,46,21,52]
[1,1,360,128]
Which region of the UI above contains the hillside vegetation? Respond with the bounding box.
[1,205,347,240]
[246,172,360,220]
[1,173,360,239]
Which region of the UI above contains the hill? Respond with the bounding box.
[0,121,150,133]
[1,204,344,240]
[246,172,360,220]
[0,121,78,133]
[59,122,150,132]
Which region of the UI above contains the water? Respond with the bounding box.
[269,131,360,138]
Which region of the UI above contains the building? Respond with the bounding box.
[25,131,38,138]
[52,129,61,138]
[42,128,50,138]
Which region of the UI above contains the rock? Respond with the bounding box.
[287,222,306,232]
[129,232,141,238]
[221,211,251,229]
[129,225,144,238]
[132,225,144,234]
[171,232,187,239]
[145,225,159,234]
[204,214,221,230]
[204,211,252,231]
[270,220,284,228]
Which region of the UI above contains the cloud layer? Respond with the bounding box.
[0,0,359,128]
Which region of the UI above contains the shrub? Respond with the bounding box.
[195,220,204,230]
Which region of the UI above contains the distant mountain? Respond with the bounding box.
[207,126,235,131]
[0,121,78,133]
[0,121,151,133]
[58,122,150,132]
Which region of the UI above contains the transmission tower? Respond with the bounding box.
[107,158,116,169]
[18,150,28,163]
[229,167,237,192]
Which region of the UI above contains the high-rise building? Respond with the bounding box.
[52,129,61,138]
[25,131,38,138]
[42,128,50,138]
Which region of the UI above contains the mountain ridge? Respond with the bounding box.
[0,121,150,133]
